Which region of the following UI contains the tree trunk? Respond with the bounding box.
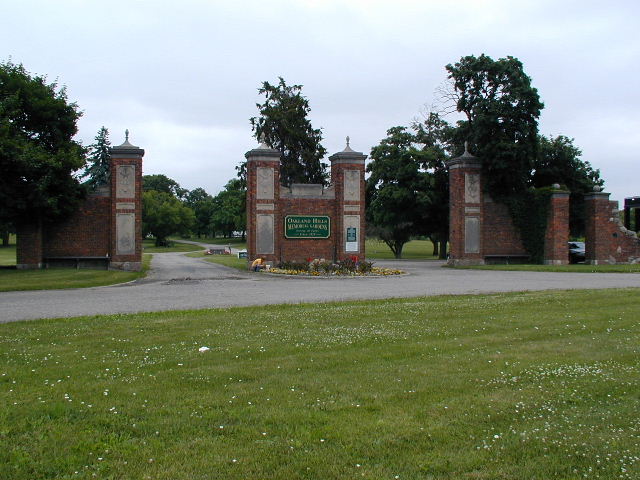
[1,230,9,246]
[431,237,439,257]
[438,239,447,259]
[394,243,403,259]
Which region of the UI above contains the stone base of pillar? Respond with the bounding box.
[109,261,142,272]
[447,258,485,266]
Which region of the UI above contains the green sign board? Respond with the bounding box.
[284,215,331,239]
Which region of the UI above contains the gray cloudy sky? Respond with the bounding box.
[3,0,639,203]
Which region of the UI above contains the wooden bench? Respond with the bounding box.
[43,256,110,270]
[484,254,530,265]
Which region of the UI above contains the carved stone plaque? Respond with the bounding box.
[256,214,274,254]
[344,215,360,252]
[465,173,480,204]
[344,170,360,201]
[464,216,480,254]
[116,165,136,199]
[257,167,274,200]
[116,202,135,210]
[116,213,136,255]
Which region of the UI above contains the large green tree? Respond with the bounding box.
[184,187,216,238]
[250,77,327,185]
[0,61,85,226]
[366,127,431,259]
[143,174,188,199]
[533,135,603,237]
[445,54,544,200]
[210,179,246,239]
[142,190,195,246]
[83,126,111,190]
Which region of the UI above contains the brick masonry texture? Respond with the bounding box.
[585,195,640,264]
[16,147,143,270]
[246,144,366,265]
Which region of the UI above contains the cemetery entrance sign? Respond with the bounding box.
[285,215,330,239]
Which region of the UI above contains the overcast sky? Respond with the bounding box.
[3,0,639,203]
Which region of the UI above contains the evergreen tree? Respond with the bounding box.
[83,126,111,189]
[250,77,327,185]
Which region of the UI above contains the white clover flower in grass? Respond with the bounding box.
[198,346,210,353]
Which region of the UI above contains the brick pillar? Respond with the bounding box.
[245,139,281,265]
[584,189,612,265]
[328,138,367,262]
[108,132,144,271]
[543,189,570,265]
[446,147,483,265]
[16,221,43,269]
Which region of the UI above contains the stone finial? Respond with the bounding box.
[342,135,355,153]
[593,185,603,192]
[552,183,561,189]
[125,129,129,142]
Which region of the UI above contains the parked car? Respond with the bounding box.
[568,241,585,263]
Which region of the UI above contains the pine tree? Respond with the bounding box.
[84,126,111,189]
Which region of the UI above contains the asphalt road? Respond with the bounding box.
[2,249,640,323]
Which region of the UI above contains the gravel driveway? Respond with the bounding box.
[2,248,640,323]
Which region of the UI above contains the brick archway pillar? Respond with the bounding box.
[446,148,484,265]
[108,134,144,271]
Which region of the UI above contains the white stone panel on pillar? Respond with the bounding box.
[344,170,360,201]
[464,216,480,253]
[116,165,136,198]
[116,213,136,255]
[344,215,360,252]
[257,167,275,200]
[256,214,274,254]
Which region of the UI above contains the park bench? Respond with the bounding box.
[43,256,110,270]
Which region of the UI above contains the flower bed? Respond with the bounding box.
[267,257,404,276]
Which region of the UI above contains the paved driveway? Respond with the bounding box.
[2,250,640,323]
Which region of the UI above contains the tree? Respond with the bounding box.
[250,77,327,185]
[210,179,246,239]
[185,187,216,238]
[142,190,195,246]
[0,61,86,226]
[445,54,544,200]
[533,135,603,237]
[83,126,111,189]
[366,127,431,258]
[143,174,188,199]
[413,112,456,258]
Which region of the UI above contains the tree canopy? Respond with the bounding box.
[366,127,432,259]
[143,174,188,199]
[0,61,85,225]
[445,54,544,200]
[142,190,195,246]
[250,77,327,185]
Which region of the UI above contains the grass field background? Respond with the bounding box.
[1,288,639,479]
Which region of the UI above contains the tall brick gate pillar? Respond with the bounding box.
[109,132,144,271]
[246,139,281,265]
[584,188,612,265]
[328,139,367,261]
[543,188,570,265]
[446,146,484,265]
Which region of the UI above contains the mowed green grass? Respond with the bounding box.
[186,251,248,271]
[0,244,16,266]
[0,255,151,292]
[142,239,202,253]
[366,239,440,260]
[458,263,640,273]
[1,289,639,479]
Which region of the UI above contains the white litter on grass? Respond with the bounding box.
[198,347,210,353]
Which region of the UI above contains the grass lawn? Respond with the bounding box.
[457,263,640,273]
[143,239,202,253]
[366,238,440,260]
[186,251,248,271]
[0,255,151,292]
[179,236,247,250]
[1,288,639,479]
[0,244,16,266]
